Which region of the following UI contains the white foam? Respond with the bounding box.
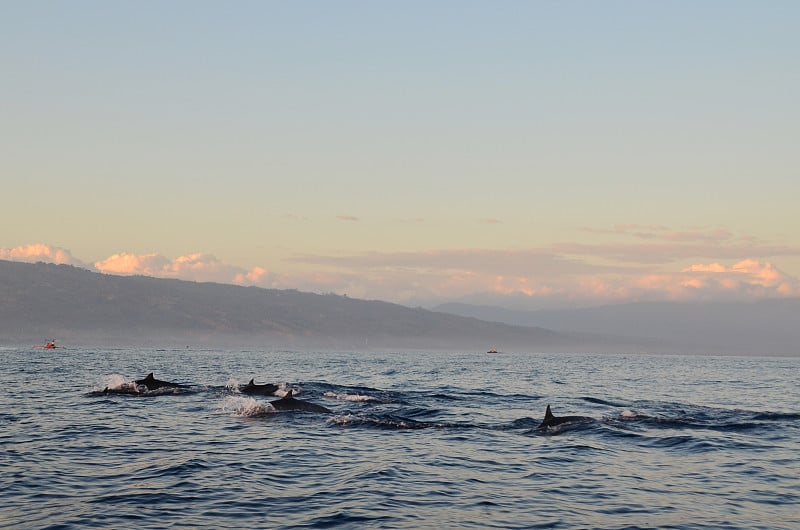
[619,409,649,420]
[222,396,274,417]
[324,391,376,402]
[274,383,297,397]
[99,374,129,390]
[225,378,241,393]
[328,413,357,425]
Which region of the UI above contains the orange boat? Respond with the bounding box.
[35,339,61,349]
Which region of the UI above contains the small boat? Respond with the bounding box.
[487,347,498,353]
[35,339,61,349]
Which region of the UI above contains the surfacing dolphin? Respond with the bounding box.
[240,379,279,396]
[538,405,594,430]
[134,372,188,391]
[269,389,332,413]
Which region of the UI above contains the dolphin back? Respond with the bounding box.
[538,404,594,429]
[134,373,185,390]
[270,389,331,413]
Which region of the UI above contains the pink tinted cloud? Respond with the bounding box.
[0,244,88,267]
[617,260,799,301]
[6,242,799,308]
[681,260,797,296]
[283,252,800,307]
[551,240,799,264]
[94,253,171,276]
[235,266,268,285]
[94,252,269,286]
[337,214,359,222]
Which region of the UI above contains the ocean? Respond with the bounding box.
[1,347,798,529]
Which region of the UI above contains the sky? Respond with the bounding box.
[2,1,799,309]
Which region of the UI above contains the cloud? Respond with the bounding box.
[336,214,359,222]
[551,240,800,265]
[93,252,170,276]
[567,224,800,266]
[235,266,268,285]
[5,237,799,309]
[282,220,800,306]
[0,244,88,267]
[291,248,625,277]
[3,244,274,290]
[678,260,799,297]
[94,252,270,286]
[584,224,736,243]
[287,247,800,308]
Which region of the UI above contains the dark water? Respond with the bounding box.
[1,347,798,529]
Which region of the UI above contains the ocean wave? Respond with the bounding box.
[5,347,799,530]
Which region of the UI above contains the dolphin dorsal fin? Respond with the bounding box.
[248,378,254,385]
[145,373,155,381]
[284,389,293,399]
[544,405,554,421]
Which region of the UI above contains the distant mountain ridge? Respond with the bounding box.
[434,299,800,356]
[6,260,794,355]
[0,260,604,351]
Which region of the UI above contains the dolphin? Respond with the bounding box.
[240,378,279,396]
[269,389,332,414]
[134,372,188,391]
[538,404,593,429]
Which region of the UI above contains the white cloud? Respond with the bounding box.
[4,241,799,309]
[94,252,269,286]
[94,252,170,276]
[0,244,88,267]
[235,266,268,285]
[678,260,799,297]
[283,254,800,308]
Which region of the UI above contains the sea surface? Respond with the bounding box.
[1,347,798,529]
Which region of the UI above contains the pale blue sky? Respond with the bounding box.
[2,1,799,307]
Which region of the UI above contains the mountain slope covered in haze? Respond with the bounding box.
[434,300,800,356]
[6,260,793,354]
[0,260,602,351]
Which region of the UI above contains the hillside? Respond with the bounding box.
[0,260,609,351]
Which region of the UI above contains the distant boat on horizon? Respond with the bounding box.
[487,347,498,353]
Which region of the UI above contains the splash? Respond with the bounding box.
[324,391,377,402]
[619,409,650,420]
[222,396,274,417]
[225,378,241,393]
[99,374,129,390]
[94,374,143,394]
[274,383,297,398]
[329,413,416,429]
